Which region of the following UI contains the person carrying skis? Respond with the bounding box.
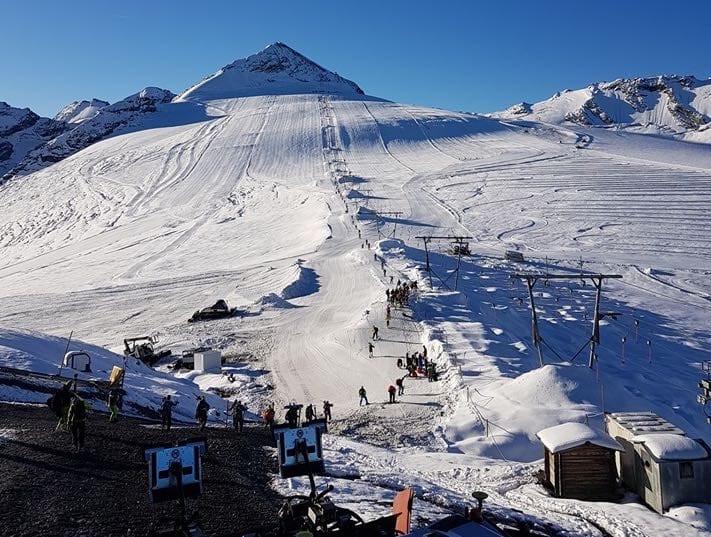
[67,394,88,451]
[160,395,178,431]
[359,386,368,406]
[51,381,74,431]
[230,400,247,432]
[388,384,397,403]
[107,388,122,423]
[323,400,333,421]
[195,396,210,431]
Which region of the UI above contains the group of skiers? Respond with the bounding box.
[386,280,416,308]
[48,378,124,451]
[398,346,438,380]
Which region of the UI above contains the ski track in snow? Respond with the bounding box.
[2,91,711,536]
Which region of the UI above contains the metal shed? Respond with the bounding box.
[62,351,91,372]
[605,412,711,513]
[537,422,623,501]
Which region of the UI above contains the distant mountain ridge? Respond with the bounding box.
[1,88,174,179]
[495,75,711,141]
[4,46,711,180]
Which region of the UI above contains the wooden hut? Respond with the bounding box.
[537,422,623,500]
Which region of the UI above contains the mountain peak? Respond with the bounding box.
[177,42,364,101]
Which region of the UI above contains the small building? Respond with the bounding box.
[605,412,711,513]
[194,350,221,373]
[63,351,91,372]
[537,422,623,501]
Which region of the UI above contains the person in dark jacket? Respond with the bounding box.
[161,395,177,431]
[359,386,368,406]
[230,400,247,432]
[52,382,74,431]
[388,385,397,403]
[67,394,87,451]
[396,376,406,396]
[195,396,210,431]
[304,403,315,422]
[323,400,333,421]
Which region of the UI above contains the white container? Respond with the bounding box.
[194,350,221,373]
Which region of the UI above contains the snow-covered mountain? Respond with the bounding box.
[3,87,175,179]
[177,42,365,101]
[0,102,66,177]
[495,75,711,141]
[3,43,711,535]
[54,98,109,125]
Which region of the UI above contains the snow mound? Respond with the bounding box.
[494,364,586,408]
[280,263,320,300]
[177,42,364,101]
[257,293,298,309]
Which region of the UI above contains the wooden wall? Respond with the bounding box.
[545,444,618,500]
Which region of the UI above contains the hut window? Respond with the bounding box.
[679,462,694,479]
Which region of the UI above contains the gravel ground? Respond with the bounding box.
[0,403,280,537]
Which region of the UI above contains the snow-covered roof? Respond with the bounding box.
[633,434,708,461]
[607,412,685,435]
[537,422,624,454]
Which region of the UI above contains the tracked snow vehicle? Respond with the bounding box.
[188,299,238,323]
[123,336,171,366]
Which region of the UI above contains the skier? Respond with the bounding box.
[195,396,210,431]
[67,394,87,451]
[160,395,177,431]
[230,400,247,432]
[396,357,403,368]
[323,400,333,421]
[386,289,390,302]
[359,386,369,406]
[368,342,375,358]
[422,345,428,359]
[372,325,379,340]
[107,388,122,423]
[388,385,397,404]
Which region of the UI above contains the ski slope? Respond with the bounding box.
[2,48,711,534]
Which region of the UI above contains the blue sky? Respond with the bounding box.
[4,1,710,117]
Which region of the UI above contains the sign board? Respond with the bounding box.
[143,438,207,503]
[275,423,325,478]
